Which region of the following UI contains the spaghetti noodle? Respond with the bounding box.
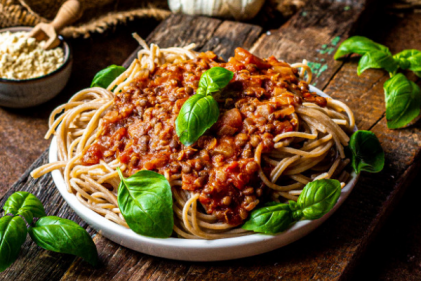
[31,35,355,239]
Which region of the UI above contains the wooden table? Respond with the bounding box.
[1,1,421,280]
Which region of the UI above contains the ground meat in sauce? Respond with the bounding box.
[82,48,327,226]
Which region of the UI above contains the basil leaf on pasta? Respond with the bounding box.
[28,216,98,266]
[242,203,293,234]
[91,65,126,88]
[243,179,341,234]
[3,192,46,224]
[0,216,27,272]
[175,67,233,146]
[117,168,173,238]
[176,93,220,146]
[349,130,384,174]
[197,67,234,96]
[297,179,341,220]
[384,73,421,129]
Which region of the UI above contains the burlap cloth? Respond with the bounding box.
[0,0,171,38]
[0,0,307,38]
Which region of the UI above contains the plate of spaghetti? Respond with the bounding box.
[31,35,360,261]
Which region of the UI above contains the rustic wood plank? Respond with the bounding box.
[251,0,373,89]
[352,173,421,280]
[291,11,421,279]
[4,1,419,280]
[200,21,262,61]
[324,61,388,130]
[124,14,222,67]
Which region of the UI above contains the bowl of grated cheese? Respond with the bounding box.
[0,26,72,108]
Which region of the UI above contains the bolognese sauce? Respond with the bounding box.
[82,47,326,226]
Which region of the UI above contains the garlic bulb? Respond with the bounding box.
[168,0,265,20]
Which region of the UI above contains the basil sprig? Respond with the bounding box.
[334,36,398,75]
[348,130,384,174]
[0,192,98,272]
[29,217,98,265]
[242,179,341,234]
[393,50,421,77]
[335,36,421,129]
[384,74,421,129]
[176,67,234,146]
[91,65,126,88]
[3,191,46,224]
[117,168,174,238]
[0,216,27,272]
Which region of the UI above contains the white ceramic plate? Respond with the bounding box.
[49,86,358,262]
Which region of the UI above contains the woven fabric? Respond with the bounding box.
[0,0,308,38]
[0,0,170,38]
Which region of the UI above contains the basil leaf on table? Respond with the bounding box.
[28,216,98,265]
[357,50,398,75]
[91,65,126,88]
[176,93,220,146]
[297,179,341,220]
[0,216,27,272]
[334,36,398,75]
[349,130,384,174]
[383,73,421,129]
[393,49,421,77]
[242,179,341,234]
[196,67,234,96]
[117,168,174,238]
[3,191,46,224]
[334,36,391,59]
[242,203,293,234]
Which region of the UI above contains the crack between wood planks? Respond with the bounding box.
[368,112,386,131]
[320,28,361,92]
[321,60,345,92]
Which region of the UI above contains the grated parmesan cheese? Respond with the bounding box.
[0,31,65,80]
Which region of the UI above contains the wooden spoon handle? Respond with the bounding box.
[51,0,82,32]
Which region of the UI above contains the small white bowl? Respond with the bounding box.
[0,26,72,108]
[49,86,359,261]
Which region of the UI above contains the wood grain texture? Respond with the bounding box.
[251,0,371,89]
[200,21,262,61]
[3,0,421,280]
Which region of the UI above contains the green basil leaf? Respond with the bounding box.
[197,67,234,96]
[242,203,293,234]
[91,65,126,88]
[349,130,384,174]
[393,49,421,77]
[0,216,27,272]
[3,192,46,224]
[334,36,391,60]
[357,50,398,75]
[28,216,98,265]
[297,179,341,220]
[117,168,173,238]
[175,93,219,146]
[287,200,303,221]
[384,73,421,129]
